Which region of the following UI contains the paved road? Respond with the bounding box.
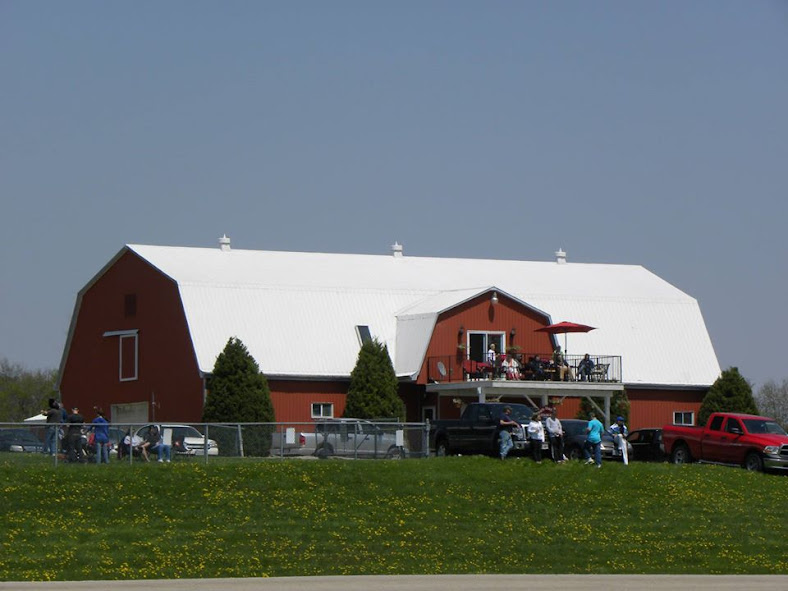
[1,575,787,591]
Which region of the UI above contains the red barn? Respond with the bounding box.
[58,239,720,429]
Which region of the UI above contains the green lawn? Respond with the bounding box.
[1,454,786,581]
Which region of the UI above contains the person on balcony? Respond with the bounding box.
[552,346,575,381]
[527,355,546,380]
[502,352,521,380]
[486,343,497,365]
[577,353,595,381]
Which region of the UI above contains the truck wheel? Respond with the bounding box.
[385,446,404,460]
[568,446,582,461]
[435,439,450,457]
[671,443,692,465]
[315,444,334,459]
[744,452,763,472]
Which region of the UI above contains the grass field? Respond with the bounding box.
[0,454,786,581]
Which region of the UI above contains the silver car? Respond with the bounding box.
[272,418,407,459]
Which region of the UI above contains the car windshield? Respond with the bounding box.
[742,419,787,436]
[170,426,203,439]
[508,406,536,423]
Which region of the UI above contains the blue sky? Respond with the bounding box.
[1,1,786,390]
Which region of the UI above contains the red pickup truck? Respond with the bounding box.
[662,412,788,472]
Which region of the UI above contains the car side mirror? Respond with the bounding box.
[729,426,742,435]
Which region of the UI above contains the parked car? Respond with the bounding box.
[0,429,44,453]
[430,402,542,457]
[561,419,633,462]
[627,428,665,462]
[272,418,407,459]
[662,412,788,472]
[133,424,219,456]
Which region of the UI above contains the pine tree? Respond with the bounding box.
[202,337,275,456]
[698,367,758,426]
[344,339,405,420]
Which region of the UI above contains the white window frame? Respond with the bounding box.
[311,402,334,419]
[673,411,694,426]
[104,329,139,382]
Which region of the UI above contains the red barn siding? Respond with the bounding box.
[269,380,349,422]
[627,389,704,430]
[416,293,553,385]
[60,251,204,423]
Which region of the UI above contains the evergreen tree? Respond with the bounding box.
[202,337,275,456]
[344,339,405,420]
[576,389,630,426]
[698,367,758,426]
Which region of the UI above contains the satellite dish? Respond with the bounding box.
[437,361,447,378]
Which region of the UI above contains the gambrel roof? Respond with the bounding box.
[91,243,720,388]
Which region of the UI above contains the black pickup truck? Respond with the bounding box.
[430,402,536,457]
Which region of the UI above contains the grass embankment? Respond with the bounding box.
[0,455,786,581]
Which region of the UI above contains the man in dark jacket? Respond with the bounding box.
[66,406,85,463]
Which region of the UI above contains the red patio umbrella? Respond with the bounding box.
[535,321,596,355]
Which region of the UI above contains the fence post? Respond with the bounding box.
[424,420,430,459]
[237,423,244,458]
[204,423,209,464]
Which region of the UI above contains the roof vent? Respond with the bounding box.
[219,234,231,252]
[391,241,403,258]
[555,248,566,264]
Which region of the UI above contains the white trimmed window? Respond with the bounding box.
[311,403,334,419]
[103,329,139,382]
[673,411,694,426]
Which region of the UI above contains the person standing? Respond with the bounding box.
[583,411,604,468]
[42,399,61,456]
[91,408,110,464]
[545,409,565,463]
[486,342,497,365]
[66,406,85,463]
[608,415,629,465]
[527,413,545,464]
[498,406,519,460]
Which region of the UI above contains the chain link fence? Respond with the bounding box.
[0,420,430,465]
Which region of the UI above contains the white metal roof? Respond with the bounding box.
[123,244,720,387]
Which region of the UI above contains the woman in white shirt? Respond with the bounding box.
[527,414,545,463]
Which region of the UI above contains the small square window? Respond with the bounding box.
[311,403,333,419]
[673,411,694,426]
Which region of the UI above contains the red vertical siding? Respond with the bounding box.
[627,389,704,430]
[60,251,204,423]
[269,380,349,422]
[416,292,554,384]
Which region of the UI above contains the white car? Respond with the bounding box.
[135,424,219,456]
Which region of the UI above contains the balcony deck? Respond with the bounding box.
[425,353,624,425]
